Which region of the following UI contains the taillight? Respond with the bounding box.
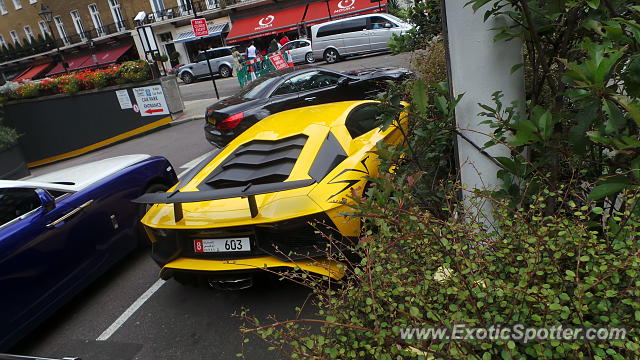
[216,112,244,130]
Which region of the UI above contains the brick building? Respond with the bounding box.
[0,0,156,80]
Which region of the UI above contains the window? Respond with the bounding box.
[0,35,6,49]
[9,30,19,45]
[23,25,34,43]
[317,18,367,37]
[0,0,7,15]
[177,0,191,13]
[88,4,104,36]
[54,16,70,45]
[204,0,217,10]
[345,104,380,138]
[0,188,41,227]
[38,20,50,37]
[368,16,396,30]
[11,0,20,10]
[70,10,86,41]
[108,0,125,32]
[158,32,173,42]
[275,70,341,95]
[280,42,295,52]
[149,0,165,15]
[340,18,367,33]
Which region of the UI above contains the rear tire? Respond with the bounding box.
[305,52,315,64]
[137,183,169,247]
[219,65,232,78]
[324,48,339,64]
[181,72,194,84]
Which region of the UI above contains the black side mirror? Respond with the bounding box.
[337,77,350,87]
[35,188,55,212]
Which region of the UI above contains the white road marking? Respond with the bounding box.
[96,150,216,341]
[180,152,210,169]
[177,151,212,178]
[96,279,166,341]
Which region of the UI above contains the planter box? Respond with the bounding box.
[4,80,173,167]
[0,144,30,180]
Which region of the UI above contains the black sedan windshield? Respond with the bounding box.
[236,76,281,99]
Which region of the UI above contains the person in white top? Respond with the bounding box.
[246,41,257,60]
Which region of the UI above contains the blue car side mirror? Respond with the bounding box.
[35,188,55,212]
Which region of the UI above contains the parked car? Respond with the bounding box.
[178,46,236,84]
[279,39,315,64]
[136,100,408,289]
[311,13,413,63]
[0,155,177,351]
[203,66,412,147]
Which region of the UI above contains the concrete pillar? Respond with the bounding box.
[160,75,185,114]
[444,0,525,223]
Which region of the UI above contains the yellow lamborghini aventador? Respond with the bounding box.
[136,100,408,289]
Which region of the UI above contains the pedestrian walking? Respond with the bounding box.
[232,48,242,77]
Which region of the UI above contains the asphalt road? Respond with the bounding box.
[178,51,412,102]
[9,51,413,360]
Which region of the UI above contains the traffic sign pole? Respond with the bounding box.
[189,1,219,99]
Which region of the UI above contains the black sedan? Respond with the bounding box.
[204,66,412,147]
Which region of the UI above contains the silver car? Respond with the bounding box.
[311,13,413,64]
[178,46,235,84]
[279,39,315,64]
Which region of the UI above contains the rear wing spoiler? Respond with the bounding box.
[133,179,315,222]
[0,354,79,360]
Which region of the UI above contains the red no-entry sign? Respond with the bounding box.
[191,18,209,37]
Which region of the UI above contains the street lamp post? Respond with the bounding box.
[38,4,69,74]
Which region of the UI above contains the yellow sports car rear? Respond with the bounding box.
[137,100,407,288]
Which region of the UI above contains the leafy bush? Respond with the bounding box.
[117,60,151,83]
[465,0,640,211]
[0,104,18,151]
[412,38,447,86]
[0,125,18,151]
[241,188,640,359]
[389,0,441,53]
[15,82,39,98]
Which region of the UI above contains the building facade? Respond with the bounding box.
[0,0,387,81]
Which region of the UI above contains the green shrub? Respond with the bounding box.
[0,125,18,151]
[412,39,447,86]
[240,186,640,359]
[16,82,39,98]
[117,60,151,83]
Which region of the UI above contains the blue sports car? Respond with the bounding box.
[0,154,177,351]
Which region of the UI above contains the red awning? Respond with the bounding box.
[326,0,387,19]
[46,55,93,77]
[83,44,133,68]
[302,0,386,25]
[227,5,307,43]
[13,63,51,82]
[227,0,387,43]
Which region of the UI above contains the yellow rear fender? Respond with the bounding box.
[162,256,346,280]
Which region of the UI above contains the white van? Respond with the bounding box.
[311,13,412,63]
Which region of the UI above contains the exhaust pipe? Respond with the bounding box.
[208,276,253,290]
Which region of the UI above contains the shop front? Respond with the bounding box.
[173,22,230,63]
[226,0,387,53]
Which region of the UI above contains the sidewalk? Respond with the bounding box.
[170,98,216,125]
